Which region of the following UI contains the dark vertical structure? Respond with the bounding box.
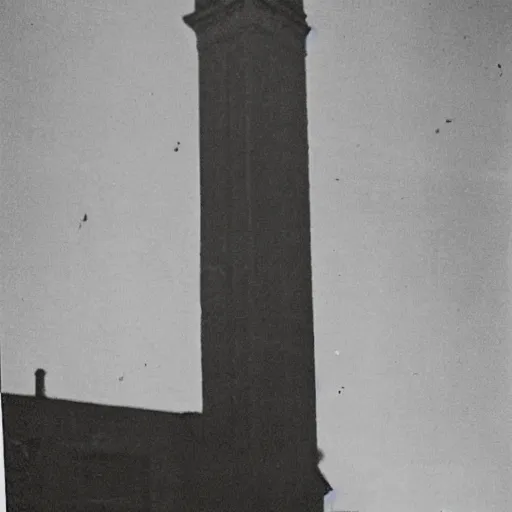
[34,369,46,399]
[184,1,319,511]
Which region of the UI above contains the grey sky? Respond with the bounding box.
[1,1,511,512]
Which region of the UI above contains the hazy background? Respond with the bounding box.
[1,1,511,511]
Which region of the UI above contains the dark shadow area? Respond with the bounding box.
[3,374,330,511]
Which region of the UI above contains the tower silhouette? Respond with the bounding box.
[184,1,320,510]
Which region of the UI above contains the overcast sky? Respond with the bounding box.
[1,1,511,512]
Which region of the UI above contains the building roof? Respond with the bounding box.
[2,392,332,495]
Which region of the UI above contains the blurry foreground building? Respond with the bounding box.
[2,1,332,511]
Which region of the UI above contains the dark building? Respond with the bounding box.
[2,389,202,512]
[2,1,331,511]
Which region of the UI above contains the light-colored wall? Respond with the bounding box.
[1,2,510,512]
[1,0,202,412]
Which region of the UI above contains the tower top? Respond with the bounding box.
[193,0,304,10]
[184,0,310,45]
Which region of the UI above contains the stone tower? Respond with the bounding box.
[184,1,320,511]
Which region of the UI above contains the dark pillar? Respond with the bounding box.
[184,1,318,511]
[35,369,46,398]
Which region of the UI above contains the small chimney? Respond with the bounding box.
[35,369,46,398]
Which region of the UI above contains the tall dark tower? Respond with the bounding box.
[184,1,320,511]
